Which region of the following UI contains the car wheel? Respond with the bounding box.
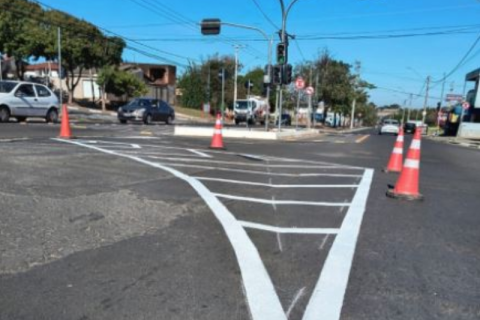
[144,114,152,125]
[0,106,10,123]
[119,119,127,124]
[46,109,59,123]
[165,115,173,125]
[16,117,27,123]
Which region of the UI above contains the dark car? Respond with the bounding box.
[275,114,292,126]
[404,122,416,134]
[117,98,175,125]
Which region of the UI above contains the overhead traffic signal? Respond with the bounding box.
[276,42,287,65]
[283,64,293,85]
[201,19,221,35]
[272,65,282,85]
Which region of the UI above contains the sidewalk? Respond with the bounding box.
[426,135,480,150]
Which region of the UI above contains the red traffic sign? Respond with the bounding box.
[295,77,305,90]
[462,102,470,110]
[305,86,314,95]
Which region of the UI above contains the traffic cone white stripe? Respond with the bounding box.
[410,140,421,149]
[404,159,420,169]
[397,136,404,142]
[214,129,222,135]
[393,148,403,154]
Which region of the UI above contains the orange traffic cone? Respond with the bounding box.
[59,104,73,139]
[386,129,423,200]
[210,113,225,149]
[383,128,404,173]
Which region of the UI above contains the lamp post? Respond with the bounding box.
[277,0,303,131]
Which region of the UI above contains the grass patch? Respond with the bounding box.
[174,106,213,119]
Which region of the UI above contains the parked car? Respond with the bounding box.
[404,121,416,134]
[275,114,292,126]
[0,80,59,123]
[379,119,400,135]
[117,98,175,125]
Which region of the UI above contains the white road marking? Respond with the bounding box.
[195,177,359,189]
[53,138,287,320]
[319,234,330,251]
[146,156,360,170]
[240,221,339,235]
[303,169,374,320]
[152,163,362,178]
[188,149,212,158]
[286,287,307,319]
[214,193,350,207]
[276,233,283,252]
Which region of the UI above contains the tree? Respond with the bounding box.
[43,9,125,104]
[0,0,46,79]
[97,66,148,101]
[177,54,237,111]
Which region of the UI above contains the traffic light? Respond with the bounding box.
[283,64,293,85]
[201,19,221,35]
[272,65,282,85]
[276,42,287,64]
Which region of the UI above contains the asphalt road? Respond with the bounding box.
[0,122,479,320]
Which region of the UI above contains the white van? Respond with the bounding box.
[0,81,59,123]
[233,97,269,125]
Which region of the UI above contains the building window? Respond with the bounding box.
[150,68,165,81]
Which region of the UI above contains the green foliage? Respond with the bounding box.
[97,66,148,100]
[177,64,206,109]
[295,50,375,121]
[0,0,126,103]
[177,55,238,110]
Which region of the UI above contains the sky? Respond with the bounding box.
[35,0,480,108]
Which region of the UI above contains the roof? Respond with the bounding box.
[25,62,59,71]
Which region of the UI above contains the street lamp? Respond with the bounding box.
[407,67,430,124]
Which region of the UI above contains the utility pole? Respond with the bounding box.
[0,54,3,81]
[422,75,430,124]
[221,67,225,120]
[233,45,243,108]
[408,93,413,121]
[350,62,361,129]
[58,27,63,108]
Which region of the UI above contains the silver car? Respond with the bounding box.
[0,81,60,123]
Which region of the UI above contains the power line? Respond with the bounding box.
[431,34,480,84]
[250,0,279,30]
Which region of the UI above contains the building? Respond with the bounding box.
[465,68,480,122]
[22,62,177,106]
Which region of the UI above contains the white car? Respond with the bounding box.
[0,81,60,123]
[379,119,400,135]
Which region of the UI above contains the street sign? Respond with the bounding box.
[295,77,305,90]
[446,94,464,102]
[462,102,470,110]
[305,86,314,95]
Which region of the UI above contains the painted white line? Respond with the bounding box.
[154,163,362,178]
[53,138,287,320]
[303,169,374,320]
[286,287,307,319]
[276,233,283,252]
[131,144,141,149]
[215,193,350,207]
[240,221,340,235]
[188,149,212,158]
[195,177,359,189]
[147,155,360,170]
[319,234,330,251]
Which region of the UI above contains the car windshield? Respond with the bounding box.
[125,99,149,109]
[235,101,255,110]
[384,120,398,125]
[0,81,17,93]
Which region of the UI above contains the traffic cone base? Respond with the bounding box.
[59,104,73,139]
[386,188,424,201]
